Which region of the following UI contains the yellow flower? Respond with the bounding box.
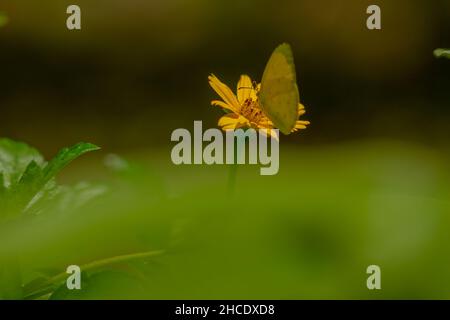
[208,74,310,138]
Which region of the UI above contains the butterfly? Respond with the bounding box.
[258,43,300,135]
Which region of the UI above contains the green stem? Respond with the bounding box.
[228,131,246,195]
[24,249,164,300]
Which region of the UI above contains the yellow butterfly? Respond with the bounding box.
[259,43,300,135]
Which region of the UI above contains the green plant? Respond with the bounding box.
[434,48,450,59]
[0,139,99,298]
[0,139,163,299]
[0,139,99,219]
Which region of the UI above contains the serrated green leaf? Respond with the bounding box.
[434,48,450,59]
[22,179,59,215]
[0,140,100,218]
[42,142,100,183]
[0,139,103,299]
[15,160,44,194]
[0,138,44,189]
[0,139,45,217]
[25,182,107,215]
[9,160,45,212]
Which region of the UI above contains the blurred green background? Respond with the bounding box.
[0,0,450,299]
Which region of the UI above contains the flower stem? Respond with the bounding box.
[24,249,164,300]
[228,131,245,195]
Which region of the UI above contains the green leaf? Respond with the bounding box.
[434,48,450,59]
[0,138,44,189]
[0,139,102,299]
[8,160,46,212]
[42,142,100,183]
[0,140,100,218]
[0,139,45,217]
[25,182,107,215]
[14,161,44,195]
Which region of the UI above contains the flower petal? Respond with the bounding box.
[208,74,240,112]
[211,100,235,113]
[218,114,248,130]
[296,120,310,126]
[291,120,310,132]
[237,75,254,104]
[298,103,306,115]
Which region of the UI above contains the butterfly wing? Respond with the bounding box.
[259,43,299,135]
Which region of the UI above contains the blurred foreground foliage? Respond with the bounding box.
[434,49,450,59]
[0,138,449,299]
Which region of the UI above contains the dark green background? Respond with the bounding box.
[0,0,449,154]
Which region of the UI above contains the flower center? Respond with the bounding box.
[240,98,266,124]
